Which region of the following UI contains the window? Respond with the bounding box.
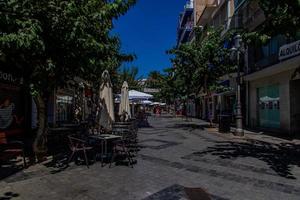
[257,85,280,128]
[56,94,74,123]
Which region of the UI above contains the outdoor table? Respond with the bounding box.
[88,134,122,166]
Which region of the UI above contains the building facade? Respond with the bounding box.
[177,0,194,46]
[0,68,32,152]
[177,0,300,136]
[192,0,237,121]
[230,0,300,136]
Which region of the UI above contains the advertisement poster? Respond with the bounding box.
[0,70,25,138]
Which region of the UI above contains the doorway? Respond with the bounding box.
[290,79,300,137]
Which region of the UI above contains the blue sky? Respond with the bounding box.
[113,0,186,77]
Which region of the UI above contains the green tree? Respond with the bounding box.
[167,27,234,100]
[257,0,300,38]
[146,70,164,88]
[243,0,300,44]
[144,70,166,101]
[0,0,136,155]
[158,69,177,104]
[117,66,141,91]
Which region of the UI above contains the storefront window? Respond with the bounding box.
[257,85,280,128]
[0,71,25,141]
[56,94,74,123]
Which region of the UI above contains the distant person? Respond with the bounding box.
[155,106,161,117]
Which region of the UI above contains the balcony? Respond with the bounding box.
[233,0,265,31]
[234,0,247,10]
[196,0,219,27]
[242,7,265,31]
[220,14,242,36]
[179,1,194,29]
[177,21,194,45]
[248,55,279,74]
[247,36,289,74]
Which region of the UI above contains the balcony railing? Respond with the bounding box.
[234,0,247,10]
[178,22,193,45]
[178,21,193,34]
[247,55,279,74]
[179,1,194,29]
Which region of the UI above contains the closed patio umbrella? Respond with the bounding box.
[119,81,131,120]
[99,70,114,130]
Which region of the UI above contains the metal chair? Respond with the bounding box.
[112,122,138,154]
[0,133,26,167]
[0,142,26,168]
[109,138,134,168]
[110,122,138,167]
[67,136,94,168]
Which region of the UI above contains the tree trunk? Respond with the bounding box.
[33,94,48,161]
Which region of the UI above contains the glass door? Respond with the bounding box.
[257,85,280,128]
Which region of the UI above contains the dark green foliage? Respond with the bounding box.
[116,66,141,92]
[257,0,300,38]
[0,0,136,95]
[166,27,235,100]
[243,0,300,44]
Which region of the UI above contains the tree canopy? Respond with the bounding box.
[0,0,136,95]
[116,66,141,91]
[0,0,136,154]
[257,0,300,38]
[166,27,235,100]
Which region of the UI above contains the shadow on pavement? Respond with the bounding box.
[142,184,228,200]
[192,139,300,179]
[167,123,211,131]
[138,120,153,128]
[0,192,20,200]
[0,165,22,181]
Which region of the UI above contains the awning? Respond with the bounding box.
[128,90,153,101]
[141,100,153,105]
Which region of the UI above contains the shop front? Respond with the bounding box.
[245,53,300,136]
[257,84,280,129]
[46,82,92,127]
[0,69,30,141]
[0,69,33,167]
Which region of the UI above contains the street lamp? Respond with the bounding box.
[231,34,244,136]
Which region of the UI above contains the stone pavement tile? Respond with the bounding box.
[1,115,300,200]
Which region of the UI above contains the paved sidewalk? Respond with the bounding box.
[0,115,300,200]
[186,116,300,145]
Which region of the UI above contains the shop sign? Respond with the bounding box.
[279,40,300,60]
[0,70,23,85]
[143,88,160,93]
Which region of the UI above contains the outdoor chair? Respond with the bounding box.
[112,123,138,154]
[109,138,134,168]
[0,133,26,167]
[67,136,94,168]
